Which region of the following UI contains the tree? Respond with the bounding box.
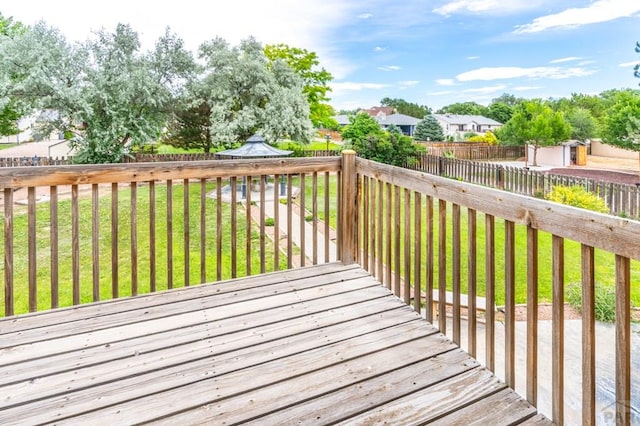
[264,43,334,128]
[413,114,445,141]
[600,89,640,178]
[487,102,513,124]
[565,108,597,141]
[340,112,384,145]
[350,129,425,167]
[436,101,489,116]
[196,37,313,146]
[498,99,571,166]
[0,22,196,163]
[0,13,26,136]
[380,97,431,118]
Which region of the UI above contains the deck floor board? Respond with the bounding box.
[0,263,550,425]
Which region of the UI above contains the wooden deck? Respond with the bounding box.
[0,263,549,425]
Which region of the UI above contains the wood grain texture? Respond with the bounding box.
[0,264,546,425]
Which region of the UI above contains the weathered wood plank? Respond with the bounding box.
[428,387,537,425]
[162,348,475,425]
[0,263,361,335]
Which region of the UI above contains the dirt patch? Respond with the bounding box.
[548,167,640,186]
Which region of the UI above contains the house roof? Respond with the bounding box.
[433,114,503,126]
[375,113,420,126]
[362,106,396,117]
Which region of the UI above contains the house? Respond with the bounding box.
[433,114,503,140]
[0,110,66,144]
[334,111,421,136]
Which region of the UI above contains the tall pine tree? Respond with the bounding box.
[414,114,444,141]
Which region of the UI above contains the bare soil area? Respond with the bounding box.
[547,155,640,185]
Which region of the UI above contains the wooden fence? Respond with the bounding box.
[417,144,524,160]
[0,156,71,167]
[410,155,640,218]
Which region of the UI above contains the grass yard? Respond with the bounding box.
[298,174,640,306]
[0,181,285,315]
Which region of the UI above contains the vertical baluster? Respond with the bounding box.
[50,186,59,309]
[362,176,369,271]
[452,203,461,345]
[505,220,516,389]
[403,188,411,305]
[413,191,422,313]
[287,174,293,269]
[369,176,376,273]
[92,184,100,301]
[3,188,13,316]
[438,199,447,333]
[299,173,306,267]
[72,184,80,305]
[582,244,595,424]
[111,183,119,297]
[260,176,266,273]
[425,195,434,323]
[150,181,156,292]
[231,177,237,278]
[467,208,477,357]
[376,179,383,281]
[324,172,330,263]
[273,175,280,271]
[28,187,36,312]
[485,214,495,372]
[385,182,392,289]
[131,182,138,295]
[246,175,252,276]
[393,185,401,297]
[312,172,318,265]
[527,226,539,406]
[615,254,631,425]
[167,180,173,288]
[216,177,222,280]
[552,235,565,425]
[200,179,206,283]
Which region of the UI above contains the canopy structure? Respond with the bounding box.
[217,134,292,158]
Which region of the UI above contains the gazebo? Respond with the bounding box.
[216,134,293,199]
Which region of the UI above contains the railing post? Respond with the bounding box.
[340,150,357,264]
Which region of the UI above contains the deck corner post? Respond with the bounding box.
[340,150,357,265]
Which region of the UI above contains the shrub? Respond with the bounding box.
[265,218,275,226]
[567,282,617,322]
[545,185,608,213]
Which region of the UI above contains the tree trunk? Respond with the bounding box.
[533,145,538,167]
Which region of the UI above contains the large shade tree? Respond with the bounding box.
[498,99,571,166]
[600,87,640,179]
[0,13,26,136]
[193,37,313,146]
[380,97,431,119]
[264,43,335,129]
[0,22,195,163]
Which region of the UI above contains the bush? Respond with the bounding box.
[567,282,617,322]
[265,217,275,226]
[545,185,608,213]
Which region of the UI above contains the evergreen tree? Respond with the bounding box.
[413,114,444,141]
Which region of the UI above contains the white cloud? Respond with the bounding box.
[467,56,480,60]
[331,82,389,92]
[513,0,640,34]
[427,90,455,96]
[436,78,457,86]
[358,13,374,19]
[463,85,508,94]
[619,61,639,67]
[513,86,543,91]
[378,65,401,71]
[374,46,386,52]
[399,80,420,88]
[433,0,540,16]
[549,56,582,64]
[456,66,596,81]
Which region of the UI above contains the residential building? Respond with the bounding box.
[433,114,503,140]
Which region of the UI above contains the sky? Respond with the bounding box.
[2,0,640,112]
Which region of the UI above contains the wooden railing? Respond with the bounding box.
[352,153,638,425]
[1,151,637,424]
[0,157,342,316]
[410,155,640,218]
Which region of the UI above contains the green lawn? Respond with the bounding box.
[299,174,640,306]
[1,181,285,315]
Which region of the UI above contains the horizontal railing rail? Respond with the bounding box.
[353,155,637,425]
[409,154,640,218]
[0,157,342,317]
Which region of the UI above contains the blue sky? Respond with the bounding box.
[3,0,640,111]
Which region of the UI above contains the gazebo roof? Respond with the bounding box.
[217,134,292,158]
